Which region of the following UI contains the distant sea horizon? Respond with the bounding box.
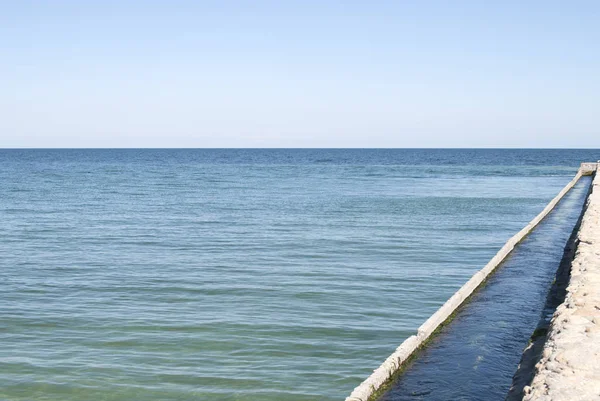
[3,147,599,149]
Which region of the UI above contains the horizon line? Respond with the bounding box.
[1,147,600,150]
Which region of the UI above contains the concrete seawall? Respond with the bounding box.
[346,163,598,401]
[522,164,600,400]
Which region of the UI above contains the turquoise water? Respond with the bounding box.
[1,149,598,401]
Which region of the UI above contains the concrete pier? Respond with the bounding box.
[346,163,598,401]
[523,163,600,400]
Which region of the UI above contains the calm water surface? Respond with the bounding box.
[1,149,598,401]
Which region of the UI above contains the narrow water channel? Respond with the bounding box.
[378,176,592,401]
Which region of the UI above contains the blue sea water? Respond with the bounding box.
[0,149,598,401]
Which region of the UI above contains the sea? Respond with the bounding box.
[1,149,598,401]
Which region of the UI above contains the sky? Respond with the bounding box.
[1,1,599,148]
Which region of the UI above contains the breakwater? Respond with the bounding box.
[522,164,600,400]
[346,162,598,401]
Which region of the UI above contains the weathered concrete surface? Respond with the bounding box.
[580,162,598,175]
[346,164,593,401]
[523,167,600,401]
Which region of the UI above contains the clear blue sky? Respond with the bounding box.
[1,1,598,148]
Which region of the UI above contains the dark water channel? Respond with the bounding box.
[379,176,592,401]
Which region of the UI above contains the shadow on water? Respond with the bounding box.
[378,176,592,401]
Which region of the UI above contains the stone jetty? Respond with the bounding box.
[523,164,600,401]
[346,162,599,401]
